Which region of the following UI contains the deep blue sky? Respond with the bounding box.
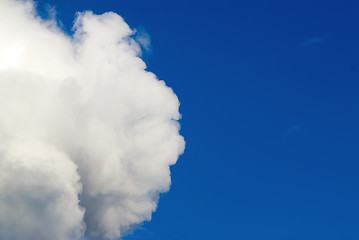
[38,0,359,239]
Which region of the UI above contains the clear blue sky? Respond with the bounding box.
[38,0,359,239]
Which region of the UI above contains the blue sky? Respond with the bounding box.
[37,0,359,239]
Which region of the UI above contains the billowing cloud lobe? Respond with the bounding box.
[0,0,185,239]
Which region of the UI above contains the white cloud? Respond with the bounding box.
[0,0,185,239]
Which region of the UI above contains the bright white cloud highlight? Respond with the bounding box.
[0,0,185,239]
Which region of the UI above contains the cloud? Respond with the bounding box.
[300,37,324,47]
[0,0,185,240]
[287,125,302,135]
[134,26,151,53]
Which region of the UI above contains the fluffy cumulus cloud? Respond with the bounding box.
[0,0,185,239]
